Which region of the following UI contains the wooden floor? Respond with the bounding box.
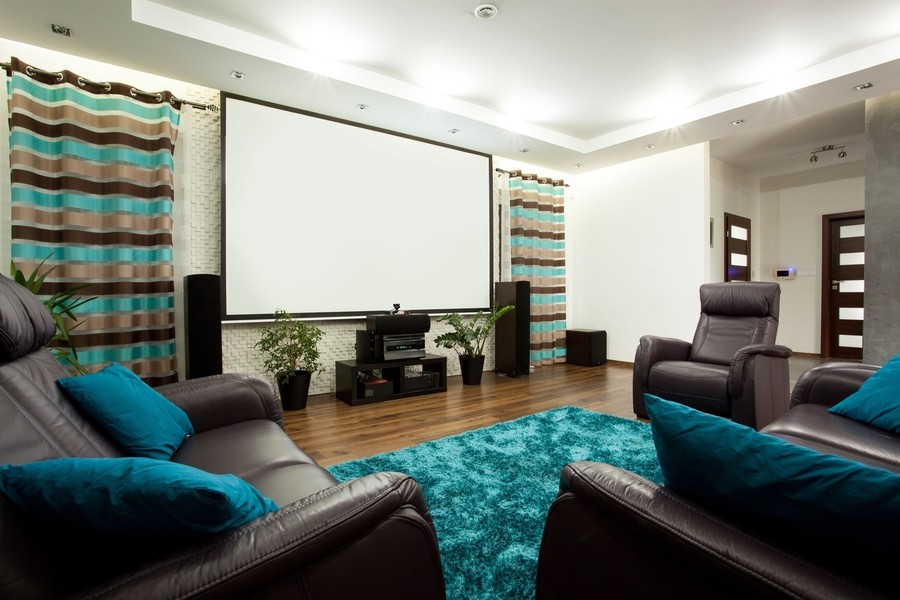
[284,355,829,467]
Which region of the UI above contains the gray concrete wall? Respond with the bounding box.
[863,91,900,364]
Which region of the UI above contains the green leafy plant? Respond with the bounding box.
[10,257,96,374]
[255,309,325,385]
[434,304,515,357]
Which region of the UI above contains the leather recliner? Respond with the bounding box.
[0,274,446,600]
[632,282,792,429]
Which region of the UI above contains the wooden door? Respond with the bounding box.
[724,213,751,281]
[822,211,865,359]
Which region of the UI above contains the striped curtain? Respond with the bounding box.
[507,171,566,366]
[6,58,182,386]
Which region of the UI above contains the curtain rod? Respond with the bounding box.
[1,60,219,112]
[495,167,569,187]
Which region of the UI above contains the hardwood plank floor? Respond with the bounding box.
[284,355,831,467]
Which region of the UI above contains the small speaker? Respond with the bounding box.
[566,329,607,366]
[184,274,223,380]
[495,281,530,377]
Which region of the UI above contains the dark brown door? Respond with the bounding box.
[822,211,864,359]
[724,213,751,281]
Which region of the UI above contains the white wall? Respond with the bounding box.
[568,143,710,362]
[759,167,865,353]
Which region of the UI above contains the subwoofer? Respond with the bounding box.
[184,274,223,380]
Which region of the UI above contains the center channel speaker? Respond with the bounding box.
[184,274,223,380]
[494,281,530,377]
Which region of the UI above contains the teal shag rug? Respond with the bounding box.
[328,406,661,600]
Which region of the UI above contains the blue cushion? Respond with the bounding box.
[0,458,278,540]
[57,363,194,460]
[644,394,900,547]
[829,355,900,433]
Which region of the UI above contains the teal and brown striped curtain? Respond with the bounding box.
[6,57,182,385]
[507,171,566,366]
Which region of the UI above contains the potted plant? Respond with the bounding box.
[255,309,324,410]
[10,257,96,374]
[435,303,515,385]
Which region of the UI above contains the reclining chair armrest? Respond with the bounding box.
[76,472,445,600]
[156,373,285,431]
[789,362,879,409]
[536,462,883,600]
[727,345,792,429]
[632,336,692,417]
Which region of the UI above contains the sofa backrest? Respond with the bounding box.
[690,282,780,366]
[0,274,122,464]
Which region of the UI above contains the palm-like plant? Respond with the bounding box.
[434,304,515,357]
[10,257,96,374]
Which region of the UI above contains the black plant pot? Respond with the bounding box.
[278,370,312,410]
[459,355,486,385]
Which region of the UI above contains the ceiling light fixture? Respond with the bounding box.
[519,148,530,153]
[448,128,460,134]
[573,163,583,168]
[356,103,369,110]
[474,4,498,20]
[731,119,744,126]
[230,70,245,80]
[50,24,71,37]
[854,82,874,91]
[643,143,656,150]
[809,144,847,163]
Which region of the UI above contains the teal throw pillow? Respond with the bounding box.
[829,355,900,433]
[57,363,194,460]
[0,458,278,540]
[644,394,900,548]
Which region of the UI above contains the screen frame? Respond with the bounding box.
[219,92,494,321]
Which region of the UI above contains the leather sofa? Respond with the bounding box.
[536,362,897,600]
[0,274,445,600]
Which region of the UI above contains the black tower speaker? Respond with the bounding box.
[494,281,531,377]
[184,274,223,380]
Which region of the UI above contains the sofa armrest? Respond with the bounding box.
[790,362,879,409]
[632,336,691,417]
[536,462,886,600]
[726,344,792,429]
[156,373,284,432]
[75,472,445,600]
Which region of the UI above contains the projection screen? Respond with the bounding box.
[221,93,492,320]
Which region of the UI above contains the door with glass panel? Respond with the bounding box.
[724,213,751,281]
[822,211,864,359]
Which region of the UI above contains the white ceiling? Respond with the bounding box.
[2,0,900,177]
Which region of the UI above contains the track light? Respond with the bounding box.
[809,144,847,164]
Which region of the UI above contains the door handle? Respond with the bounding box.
[831,279,840,291]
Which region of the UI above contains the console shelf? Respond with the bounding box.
[335,354,447,406]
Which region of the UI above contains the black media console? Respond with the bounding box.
[335,354,447,406]
[335,312,445,406]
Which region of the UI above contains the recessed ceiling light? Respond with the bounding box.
[854,82,874,91]
[230,70,245,80]
[573,163,583,168]
[519,148,530,153]
[474,4,498,19]
[731,119,744,126]
[356,103,369,110]
[643,144,656,150]
[448,128,461,134]
[50,24,71,37]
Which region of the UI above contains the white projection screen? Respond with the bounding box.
[221,94,493,320]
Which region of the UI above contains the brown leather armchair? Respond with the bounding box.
[632,282,792,429]
[0,274,445,600]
